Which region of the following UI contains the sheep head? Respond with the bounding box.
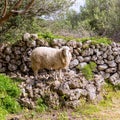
[60,46,72,67]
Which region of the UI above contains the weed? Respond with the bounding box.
[58,112,69,120]
[81,62,97,80]
[36,98,48,113]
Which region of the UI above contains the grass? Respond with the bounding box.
[0,74,21,119]
[78,36,112,45]
[37,31,112,45]
[58,112,69,120]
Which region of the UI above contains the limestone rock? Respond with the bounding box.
[70,59,79,68]
[109,73,120,85]
[98,64,108,71]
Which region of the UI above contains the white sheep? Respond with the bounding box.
[30,46,72,80]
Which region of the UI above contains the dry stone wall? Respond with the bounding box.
[0,35,120,109]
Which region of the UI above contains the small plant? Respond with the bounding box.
[81,62,97,80]
[36,98,48,113]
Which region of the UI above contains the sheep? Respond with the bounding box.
[30,46,72,80]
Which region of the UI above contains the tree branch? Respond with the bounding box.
[1,0,8,18]
[11,0,35,15]
[0,0,23,25]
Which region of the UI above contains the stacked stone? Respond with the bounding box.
[19,72,104,109]
[0,38,49,76]
[1,34,120,108]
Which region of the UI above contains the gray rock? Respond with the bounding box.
[77,56,84,62]
[84,56,91,62]
[4,47,12,54]
[44,92,60,109]
[76,42,82,47]
[70,59,79,68]
[118,64,120,71]
[91,55,97,61]
[73,49,79,56]
[103,53,107,58]
[58,82,70,96]
[107,55,114,61]
[8,64,17,71]
[106,68,117,73]
[109,73,120,85]
[115,55,120,63]
[65,100,80,108]
[67,40,77,48]
[96,60,104,65]
[107,61,117,67]
[79,62,87,68]
[51,39,66,47]
[94,75,104,92]
[69,89,82,100]
[68,79,81,89]
[86,84,96,100]
[113,51,119,56]
[98,64,108,71]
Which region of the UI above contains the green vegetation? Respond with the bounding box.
[0,108,8,120]
[0,74,21,119]
[36,98,48,113]
[81,62,97,80]
[79,37,112,45]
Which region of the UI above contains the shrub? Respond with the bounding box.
[0,74,21,114]
[0,74,21,98]
[1,96,21,113]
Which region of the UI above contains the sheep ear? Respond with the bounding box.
[62,48,67,57]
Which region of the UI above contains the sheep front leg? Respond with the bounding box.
[59,69,63,80]
[54,70,61,80]
[34,70,38,80]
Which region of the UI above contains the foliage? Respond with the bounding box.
[79,0,120,36]
[0,74,21,116]
[0,0,75,42]
[81,62,97,80]
[36,98,48,113]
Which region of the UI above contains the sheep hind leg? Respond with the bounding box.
[34,70,38,80]
[55,69,62,81]
[59,69,63,80]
